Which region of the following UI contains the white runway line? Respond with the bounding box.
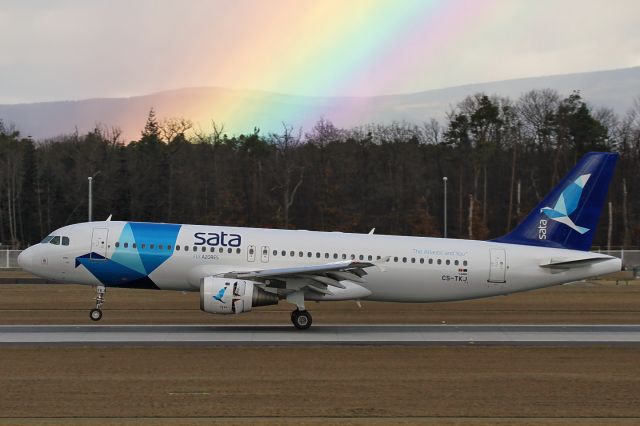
[1,324,640,345]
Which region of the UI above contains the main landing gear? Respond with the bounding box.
[90,285,106,321]
[286,290,312,330]
[291,309,312,330]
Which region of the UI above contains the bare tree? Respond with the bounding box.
[271,123,304,228]
[160,117,193,143]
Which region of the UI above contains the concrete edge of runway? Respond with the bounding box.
[2,324,640,347]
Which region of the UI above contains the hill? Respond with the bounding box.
[1,67,638,140]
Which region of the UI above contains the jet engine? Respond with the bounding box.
[200,276,279,314]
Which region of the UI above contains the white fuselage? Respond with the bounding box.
[18,221,621,303]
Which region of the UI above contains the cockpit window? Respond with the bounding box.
[50,236,61,245]
[61,236,70,246]
[40,236,54,244]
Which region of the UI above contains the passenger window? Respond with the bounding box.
[350,254,355,260]
[115,242,120,248]
[307,252,312,258]
[463,260,468,266]
[282,250,286,256]
[158,244,163,250]
[394,257,398,262]
[50,236,60,245]
[124,242,129,248]
[429,258,433,264]
[420,258,424,264]
[132,243,137,249]
[219,247,224,253]
[333,253,338,259]
[236,248,241,254]
[454,260,459,266]
[437,259,442,265]
[342,254,347,260]
[290,251,294,257]
[359,255,364,260]
[150,244,154,249]
[446,259,450,265]
[202,246,206,252]
[167,245,172,250]
[273,250,277,256]
[368,255,372,261]
[316,252,321,258]
[325,253,329,259]
[377,256,381,260]
[194,246,198,252]
[141,244,145,249]
[299,251,303,257]
[402,257,407,263]
[62,237,70,246]
[228,248,233,253]
[411,258,415,263]
[176,245,180,251]
[210,247,215,252]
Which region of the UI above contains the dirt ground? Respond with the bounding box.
[1,274,639,325]
[2,272,640,425]
[1,346,640,425]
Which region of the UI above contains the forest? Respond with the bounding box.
[0,89,639,249]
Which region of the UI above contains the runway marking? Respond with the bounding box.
[1,324,640,346]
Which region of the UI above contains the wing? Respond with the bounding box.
[222,259,386,296]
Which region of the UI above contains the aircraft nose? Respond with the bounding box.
[17,248,33,271]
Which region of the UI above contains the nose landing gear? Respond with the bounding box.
[89,285,105,321]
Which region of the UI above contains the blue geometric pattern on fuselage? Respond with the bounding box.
[129,222,181,274]
[75,222,182,288]
[110,223,146,274]
[75,253,148,286]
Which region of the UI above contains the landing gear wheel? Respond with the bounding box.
[90,285,106,322]
[291,309,312,330]
[90,308,102,321]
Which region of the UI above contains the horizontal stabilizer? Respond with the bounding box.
[539,256,611,269]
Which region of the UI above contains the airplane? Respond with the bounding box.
[17,152,621,329]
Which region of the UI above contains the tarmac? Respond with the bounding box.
[2,324,640,345]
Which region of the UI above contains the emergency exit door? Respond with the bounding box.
[488,248,506,283]
[261,246,269,263]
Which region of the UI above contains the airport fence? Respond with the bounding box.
[1,249,639,270]
[1,250,21,268]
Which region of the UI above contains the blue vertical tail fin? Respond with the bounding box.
[493,152,618,251]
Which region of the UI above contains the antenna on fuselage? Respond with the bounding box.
[368,228,375,234]
[106,214,112,221]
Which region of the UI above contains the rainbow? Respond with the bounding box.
[160,0,505,136]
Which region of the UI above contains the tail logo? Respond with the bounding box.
[540,174,591,235]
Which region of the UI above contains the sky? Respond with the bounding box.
[0,0,639,104]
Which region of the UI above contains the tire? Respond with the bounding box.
[90,308,102,321]
[291,310,312,330]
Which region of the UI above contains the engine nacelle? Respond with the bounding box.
[200,276,279,314]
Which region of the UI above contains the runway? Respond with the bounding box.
[1,324,640,345]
